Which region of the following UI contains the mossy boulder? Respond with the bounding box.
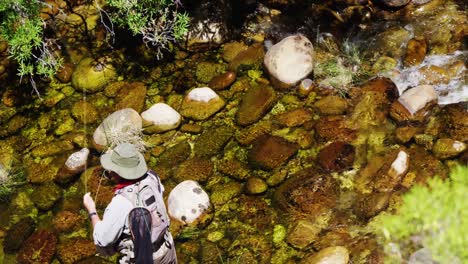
[3,217,36,253]
[156,141,191,168]
[173,157,214,183]
[71,100,99,124]
[274,108,313,127]
[30,140,74,158]
[194,126,233,158]
[26,159,61,184]
[314,96,349,115]
[210,181,243,206]
[228,43,265,71]
[195,62,226,83]
[56,238,96,264]
[0,115,29,137]
[217,158,250,181]
[114,81,147,113]
[235,120,272,145]
[30,183,63,210]
[236,84,277,126]
[16,230,57,264]
[71,57,117,93]
[53,210,84,233]
[8,191,38,225]
[432,138,466,159]
[248,135,299,170]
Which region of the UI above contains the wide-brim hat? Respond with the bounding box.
[100,143,147,180]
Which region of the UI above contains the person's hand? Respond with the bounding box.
[83,192,96,213]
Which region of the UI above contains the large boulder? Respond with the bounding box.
[141,103,182,134]
[264,34,314,88]
[92,108,143,151]
[168,180,211,224]
[71,57,117,93]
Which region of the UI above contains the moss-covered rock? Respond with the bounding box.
[222,41,249,62]
[274,108,313,127]
[0,115,29,137]
[371,26,411,60]
[432,138,466,159]
[442,103,468,141]
[16,230,57,264]
[245,177,268,194]
[179,88,226,121]
[354,192,391,219]
[228,43,265,72]
[210,181,243,206]
[80,166,115,209]
[53,210,84,233]
[8,191,38,226]
[286,219,322,249]
[30,183,63,211]
[235,120,272,145]
[313,96,349,116]
[403,37,427,67]
[217,158,250,181]
[315,116,357,142]
[71,57,117,93]
[195,62,226,83]
[56,238,96,264]
[3,217,35,253]
[236,84,277,126]
[194,126,233,158]
[248,135,299,170]
[173,157,214,183]
[156,141,191,168]
[26,158,61,184]
[113,81,147,113]
[71,100,99,124]
[30,140,74,158]
[317,142,355,172]
[0,104,16,125]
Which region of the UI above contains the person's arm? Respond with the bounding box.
[83,192,101,227]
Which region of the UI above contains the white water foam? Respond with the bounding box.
[386,51,467,105]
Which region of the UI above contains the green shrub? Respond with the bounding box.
[0,0,62,89]
[106,0,189,59]
[374,165,468,263]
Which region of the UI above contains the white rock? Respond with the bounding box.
[187,87,219,102]
[65,148,89,170]
[398,85,437,115]
[168,180,211,224]
[453,141,465,151]
[93,108,143,150]
[390,150,409,176]
[264,34,314,85]
[141,103,181,133]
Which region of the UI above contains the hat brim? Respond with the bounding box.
[100,151,148,180]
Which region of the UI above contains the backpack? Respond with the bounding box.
[118,171,170,263]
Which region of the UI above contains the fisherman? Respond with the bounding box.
[83,142,177,264]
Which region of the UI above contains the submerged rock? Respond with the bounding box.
[390,85,437,123]
[248,135,299,170]
[71,100,98,124]
[17,230,57,264]
[71,57,117,93]
[193,125,233,158]
[174,157,214,183]
[301,246,349,264]
[113,81,147,113]
[317,142,355,172]
[3,217,35,253]
[56,238,96,264]
[287,219,322,249]
[30,182,63,210]
[236,84,277,126]
[264,34,314,88]
[208,71,236,90]
[246,177,268,194]
[403,37,427,67]
[274,108,313,127]
[432,138,466,159]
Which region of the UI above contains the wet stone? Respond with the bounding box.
[56,63,74,83]
[193,126,233,158]
[236,120,272,145]
[174,157,214,183]
[217,158,249,181]
[418,65,450,85]
[53,210,84,233]
[180,123,203,134]
[71,100,99,124]
[17,230,57,264]
[313,96,349,115]
[31,140,74,158]
[208,71,237,90]
[246,177,268,194]
[236,84,277,126]
[31,182,63,210]
[301,246,350,264]
[210,181,243,206]
[228,43,265,72]
[222,41,248,62]
[275,108,313,127]
[114,81,147,113]
[315,116,357,142]
[442,103,468,141]
[317,142,355,172]
[157,141,191,168]
[3,217,36,253]
[248,135,299,170]
[403,37,427,67]
[354,192,391,219]
[395,126,421,143]
[432,138,466,160]
[56,238,97,264]
[286,219,322,249]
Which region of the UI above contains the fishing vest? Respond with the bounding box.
[115,170,172,263]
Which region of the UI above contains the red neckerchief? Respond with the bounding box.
[113,179,139,193]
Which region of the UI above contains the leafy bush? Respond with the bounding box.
[0,0,62,93]
[105,0,190,59]
[375,165,468,263]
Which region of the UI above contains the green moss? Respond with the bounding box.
[374,166,468,263]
